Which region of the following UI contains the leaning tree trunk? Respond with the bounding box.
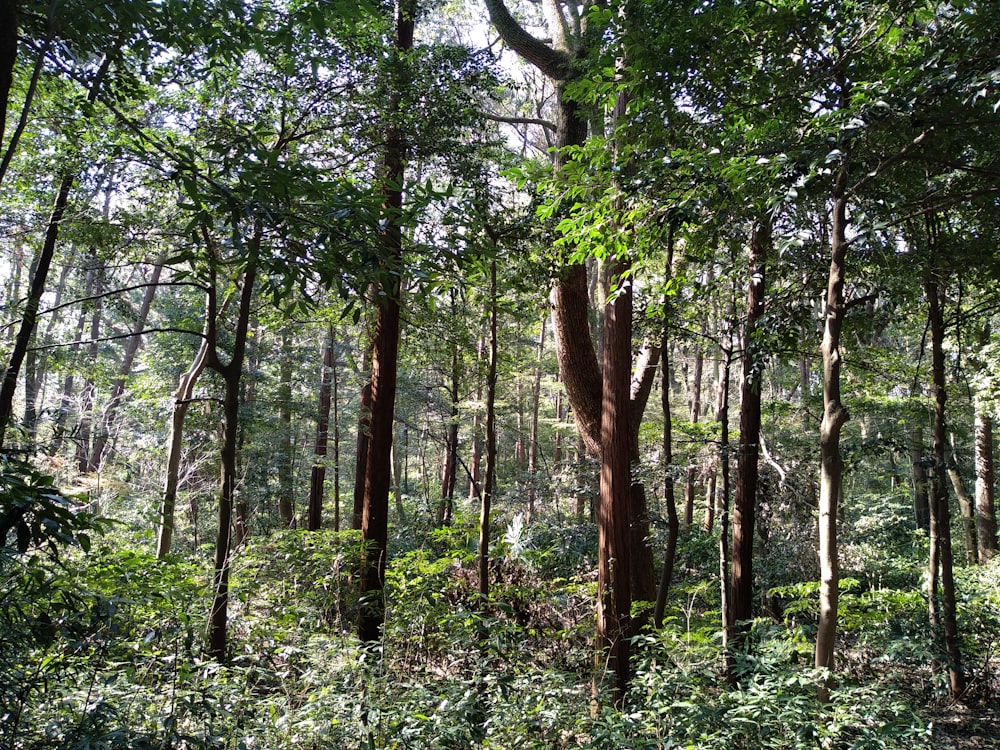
[925,255,966,700]
[815,172,850,695]
[947,433,978,565]
[732,217,769,634]
[358,0,413,644]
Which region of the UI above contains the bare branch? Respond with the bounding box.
[483,112,558,131]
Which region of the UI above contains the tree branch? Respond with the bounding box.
[28,327,204,352]
[483,0,574,80]
[483,111,558,131]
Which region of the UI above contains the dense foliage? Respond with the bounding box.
[1,0,999,747]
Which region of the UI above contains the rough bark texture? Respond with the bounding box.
[596,260,633,705]
[926,268,966,699]
[815,183,850,683]
[479,259,498,600]
[975,410,997,563]
[358,0,413,644]
[732,218,769,631]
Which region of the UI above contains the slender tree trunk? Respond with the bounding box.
[718,346,733,677]
[974,410,997,563]
[911,423,931,532]
[925,257,966,699]
[815,176,850,691]
[654,225,679,628]
[91,261,163,470]
[332,327,341,531]
[439,309,460,525]
[732,218,769,633]
[358,0,413,643]
[703,355,726,532]
[205,222,260,661]
[527,315,546,521]
[308,327,334,531]
[0,50,115,448]
[479,258,498,599]
[684,346,704,524]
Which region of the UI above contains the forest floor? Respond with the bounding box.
[931,702,1000,748]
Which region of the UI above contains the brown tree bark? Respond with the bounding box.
[479,258,498,600]
[732,217,769,631]
[205,219,260,661]
[815,172,850,690]
[974,410,997,563]
[596,257,633,705]
[925,251,966,699]
[358,0,413,644]
[307,327,334,531]
[654,225,679,629]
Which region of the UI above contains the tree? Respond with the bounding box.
[358,0,415,644]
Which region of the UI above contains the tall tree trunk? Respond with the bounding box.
[308,327,334,531]
[684,345,704,524]
[527,315,546,521]
[358,0,413,643]
[911,423,931,532]
[596,256,633,705]
[353,376,372,531]
[718,345,733,677]
[90,261,163,471]
[479,258,498,599]
[732,218,769,632]
[0,49,115,448]
[439,306,460,526]
[205,220,260,661]
[703,354,727,532]
[273,328,295,528]
[654,224,679,629]
[925,252,966,699]
[974,409,997,563]
[815,174,850,690]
